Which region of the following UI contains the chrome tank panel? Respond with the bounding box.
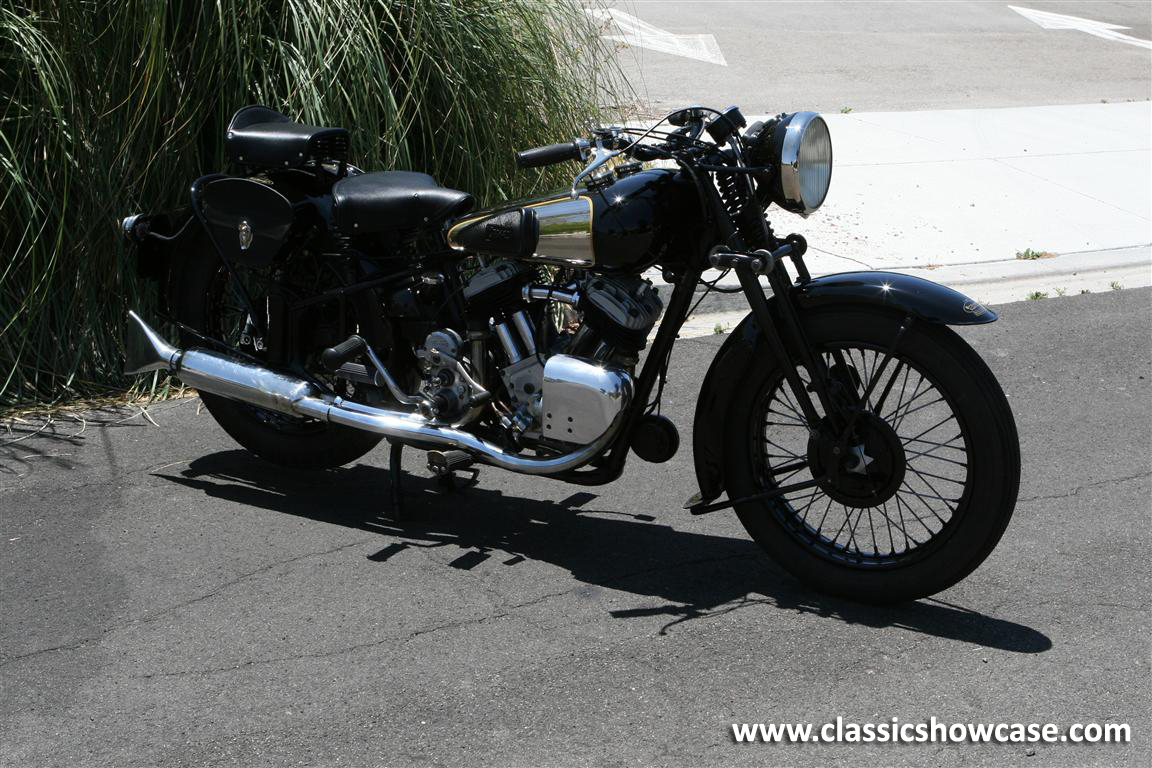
[447,168,701,273]
[527,196,595,267]
[447,195,595,267]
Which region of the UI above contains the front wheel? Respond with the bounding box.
[723,306,1020,602]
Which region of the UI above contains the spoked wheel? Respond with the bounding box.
[724,306,1019,602]
[172,233,384,468]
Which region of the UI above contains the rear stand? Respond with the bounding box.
[387,444,478,520]
[388,441,406,520]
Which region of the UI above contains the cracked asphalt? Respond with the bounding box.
[2,289,1150,767]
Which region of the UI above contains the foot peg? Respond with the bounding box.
[321,335,367,372]
[427,449,478,492]
[427,449,474,476]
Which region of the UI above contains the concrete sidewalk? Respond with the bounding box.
[798,101,1150,268]
[654,100,1151,333]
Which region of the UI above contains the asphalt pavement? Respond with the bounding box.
[2,288,1150,767]
[604,0,1152,115]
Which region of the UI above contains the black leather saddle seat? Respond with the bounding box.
[226,105,349,168]
[331,171,474,234]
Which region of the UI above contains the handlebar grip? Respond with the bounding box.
[628,145,662,161]
[514,141,584,169]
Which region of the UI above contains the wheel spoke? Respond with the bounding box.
[904,448,968,469]
[890,379,934,431]
[886,364,915,422]
[865,348,882,394]
[878,500,914,551]
[791,487,823,523]
[894,492,935,538]
[844,508,862,553]
[904,464,966,485]
[765,410,809,427]
[882,501,896,553]
[774,388,807,423]
[774,464,808,484]
[904,434,966,453]
[898,484,954,525]
[814,496,835,537]
[831,506,855,545]
[899,484,960,507]
[904,466,963,521]
[764,452,806,461]
[872,359,906,415]
[757,338,973,565]
[867,507,879,555]
[763,437,803,459]
[900,414,956,447]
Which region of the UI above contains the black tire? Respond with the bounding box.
[723,306,1019,603]
[172,233,383,469]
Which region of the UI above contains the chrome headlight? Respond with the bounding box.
[748,111,833,216]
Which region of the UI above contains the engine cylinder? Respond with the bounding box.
[572,276,663,362]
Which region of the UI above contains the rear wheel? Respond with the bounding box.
[173,234,384,468]
[723,306,1019,602]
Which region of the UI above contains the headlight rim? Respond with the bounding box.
[775,111,833,216]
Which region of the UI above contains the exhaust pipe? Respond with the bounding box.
[124,311,616,475]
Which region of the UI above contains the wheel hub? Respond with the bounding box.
[808,413,906,507]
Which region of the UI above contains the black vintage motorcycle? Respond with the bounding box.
[123,104,1019,602]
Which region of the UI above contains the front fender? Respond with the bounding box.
[691,271,995,504]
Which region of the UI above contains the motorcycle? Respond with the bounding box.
[122,104,1020,602]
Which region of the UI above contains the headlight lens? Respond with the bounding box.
[790,114,832,213]
[754,111,833,216]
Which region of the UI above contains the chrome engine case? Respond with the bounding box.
[540,355,632,445]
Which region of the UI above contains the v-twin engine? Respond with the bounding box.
[460,264,662,449]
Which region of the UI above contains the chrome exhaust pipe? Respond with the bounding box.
[124,311,616,475]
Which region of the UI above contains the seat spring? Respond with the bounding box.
[310,134,349,164]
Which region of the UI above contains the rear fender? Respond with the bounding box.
[691,271,996,504]
[121,208,198,313]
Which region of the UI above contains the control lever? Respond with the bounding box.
[709,245,791,275]
[570,133,623,199]
[322,334,423,406]
[325,334,493,418]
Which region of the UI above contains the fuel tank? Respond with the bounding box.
[446,167,701,274]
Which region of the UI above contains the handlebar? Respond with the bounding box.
[514,140,587,169]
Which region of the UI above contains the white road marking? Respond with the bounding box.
[586,9,727,66]
[1008,5,1152,50]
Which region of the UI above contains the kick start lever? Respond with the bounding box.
[321,335,423,406]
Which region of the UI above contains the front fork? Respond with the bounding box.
[733,247,911,484]
[726,246,839,430]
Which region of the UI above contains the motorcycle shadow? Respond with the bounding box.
[158,449,1051,654]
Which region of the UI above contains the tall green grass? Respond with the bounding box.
[1,0,625,408]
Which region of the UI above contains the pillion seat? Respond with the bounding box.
[331,171,474,234]
[225,105,350,168]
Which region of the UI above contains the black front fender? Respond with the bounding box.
[691,271,995,504]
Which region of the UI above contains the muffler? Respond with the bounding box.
[124,311,620,475]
